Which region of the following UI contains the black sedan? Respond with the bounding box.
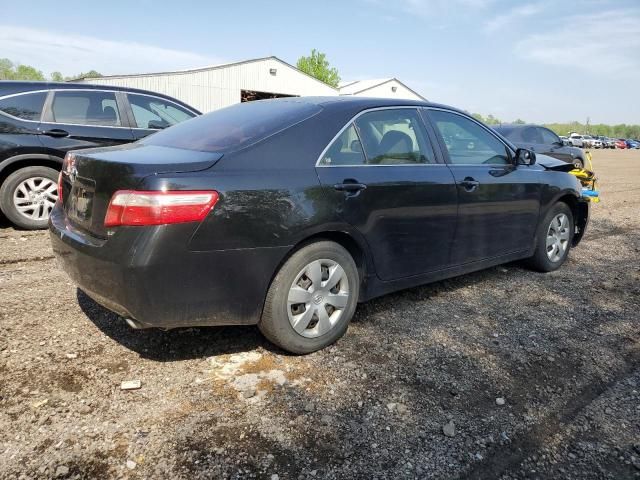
[493,124,587,169]
[50,97,589,353]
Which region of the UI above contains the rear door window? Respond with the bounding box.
[51,91,122,126]
[0,92,47,121]
[127,93,195,129]
[319,124,366,166]
[355,109,435,164]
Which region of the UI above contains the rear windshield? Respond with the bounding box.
[141,100,322,153]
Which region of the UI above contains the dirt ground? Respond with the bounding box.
[1,149,639,480]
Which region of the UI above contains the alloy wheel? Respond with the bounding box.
[546,213,570,262]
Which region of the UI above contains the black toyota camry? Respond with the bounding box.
[50,97,589,353]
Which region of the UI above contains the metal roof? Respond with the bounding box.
[338,78,427,101]
[74,56,339,92]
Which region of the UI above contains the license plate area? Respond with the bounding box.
[67,177,96,225]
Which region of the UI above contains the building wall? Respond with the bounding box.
[353,80,423,101]
[79,58,338,113]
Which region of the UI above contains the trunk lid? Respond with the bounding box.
[60,143,222,237]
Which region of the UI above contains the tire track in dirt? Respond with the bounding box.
[459,344,640,480]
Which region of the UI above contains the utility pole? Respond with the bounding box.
[586,117,590,135]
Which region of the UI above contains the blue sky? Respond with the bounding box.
[2,0,639,124]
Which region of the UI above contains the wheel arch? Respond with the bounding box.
[0,154,63,186]
[554,192,589,246]
[263,227,373,312]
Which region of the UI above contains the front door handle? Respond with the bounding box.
[460,177,480,192]
[42,129,69,138]
[334,179,367,196]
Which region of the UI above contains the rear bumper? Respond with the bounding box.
[49,204,289,328]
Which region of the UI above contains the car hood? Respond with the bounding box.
[536,154,575,172]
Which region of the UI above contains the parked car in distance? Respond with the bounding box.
[615,139,627,149]
[581,135,601,148]
[602,137,616,149]
[494,124,587,168]
[50,97,590,353]
[569,133,584,147]
[0,81,200,229]
[625,139,640,149]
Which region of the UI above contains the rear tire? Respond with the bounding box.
[525,202,574,272]
[259,241,359,354]
[0,166,59,230]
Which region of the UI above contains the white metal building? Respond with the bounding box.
[338,78,426,101]
[77,56,339,113]
[77,56,426,112]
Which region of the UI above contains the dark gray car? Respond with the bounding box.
[494,124,586,168]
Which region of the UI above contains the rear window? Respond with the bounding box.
[141,100,322,152]
[0,92,47,121]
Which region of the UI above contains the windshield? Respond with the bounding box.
[141,100,322,153]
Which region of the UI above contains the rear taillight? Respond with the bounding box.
[104,190,219,227]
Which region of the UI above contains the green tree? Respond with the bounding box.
[69,70,102,80]
[50,71,64,82]
[296,49,340,88]
[0,58,45,81]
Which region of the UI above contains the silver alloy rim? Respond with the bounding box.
[13,177,58,221]
[287,258,349,338]
[546,213,570,262]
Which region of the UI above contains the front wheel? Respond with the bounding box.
[525,202,574,272]
[573,158,584,169]
[0,166,59,230]
[259,241,359,354]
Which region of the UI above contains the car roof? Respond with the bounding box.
[226,95,470,119]
[493,124,549,130]
[0,81,200,114]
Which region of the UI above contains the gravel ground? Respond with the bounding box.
[1,149,639,480]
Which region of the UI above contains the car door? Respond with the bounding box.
[537,127,574,163]
[424,108,541,265]
[38,89,134,154]
[124,93,197,140]
[315,107,458,280]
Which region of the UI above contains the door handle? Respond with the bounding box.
[42,129,69,138]
[334,179,367,195]
[460,177,480,192]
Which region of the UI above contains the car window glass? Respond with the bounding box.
[0,92,47,121]
[128,94,194,129]
[521,126,543,143]
[539,128,560,145]
[142,100,321,153]
[319,124,366,166]
[51,91,122,126]
[354,109,434,165]
[429,110,510,165]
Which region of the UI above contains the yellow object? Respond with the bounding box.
[569,159,599,203]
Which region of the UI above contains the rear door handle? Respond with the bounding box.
[334,179,367,195]
[42,129,69,138]
[460,177,480,191]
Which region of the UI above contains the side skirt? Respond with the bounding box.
[360,249,532,302]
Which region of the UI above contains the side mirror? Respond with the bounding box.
[515,148,536,166]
